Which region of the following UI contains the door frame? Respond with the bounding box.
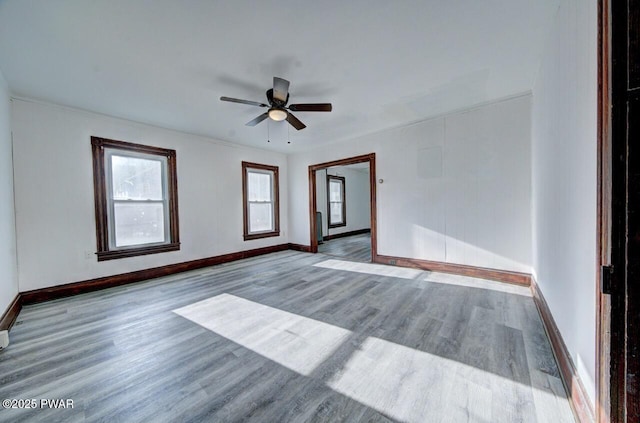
[597,1,613,421]
[308,153,377,258]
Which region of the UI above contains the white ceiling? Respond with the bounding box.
[0,0,559,153]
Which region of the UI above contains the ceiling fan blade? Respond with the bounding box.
[272,77,290,103]
[286,112,306,130]
[288,103,332,112]
[246,112,269,126]
[220,96,267,107]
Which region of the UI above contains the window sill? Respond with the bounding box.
[243,231,280,241]
[96,242,180,261]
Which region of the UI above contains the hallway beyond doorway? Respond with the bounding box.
[318,232,371,262]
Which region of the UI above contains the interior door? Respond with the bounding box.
[609,1,640,421]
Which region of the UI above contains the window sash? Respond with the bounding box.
[327,176,346,227]
[105,149,170,250]
[247,200,274,233]
[329,200,344,224]
[246,168,275,234]
[242,161,280,241]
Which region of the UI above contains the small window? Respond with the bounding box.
[242,161,280,240]
[91,137,180,261]
[327,175,346,228]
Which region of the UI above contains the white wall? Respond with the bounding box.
[11,99,288,292]
[531,0,597,405]
[0,69,18,315]
[289,94,532,273]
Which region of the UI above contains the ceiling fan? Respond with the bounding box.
[220,77,332,130]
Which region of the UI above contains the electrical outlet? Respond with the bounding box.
[84,251,94,260]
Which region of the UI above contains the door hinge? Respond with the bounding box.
[601,265,614,294]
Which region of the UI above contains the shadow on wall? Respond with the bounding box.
[376,147,531,273]
[408,224,530,272]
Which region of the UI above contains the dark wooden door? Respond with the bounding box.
[609,0,640,421]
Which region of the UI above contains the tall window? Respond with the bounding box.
[91,137,180,261]
[327,175,346,228]
[242,161,280,240]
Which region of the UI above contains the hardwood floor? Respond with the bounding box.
[0,251,574,422]
[318,233,372,262]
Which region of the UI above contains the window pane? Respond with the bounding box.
[248,171,272,202]
[249,202,273,232]
[112,155,163,200]
[329,180,342,202]
[114,203,165,247]
[330,202,343,224]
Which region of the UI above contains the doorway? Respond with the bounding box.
[316,163,371,261]
[308,153,377,262]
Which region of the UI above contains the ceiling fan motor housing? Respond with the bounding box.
[266,88,289,107]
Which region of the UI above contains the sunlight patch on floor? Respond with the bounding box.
[314,259,531,296]
[314,259,424,279]
[173,293,574,422]
[173,293,350,376]
[423,272,531,296]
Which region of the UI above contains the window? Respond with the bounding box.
[91,137,179,261]
[327,175,346,228]
[242,161,280,240]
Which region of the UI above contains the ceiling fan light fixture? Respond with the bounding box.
[268,108,287,121]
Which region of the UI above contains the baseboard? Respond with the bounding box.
[0,294,22,331]
[288,243,312,252]
[323,228,371,241]
[373,254,531,286]
[530,276,595,423]
[21,243,291,305]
